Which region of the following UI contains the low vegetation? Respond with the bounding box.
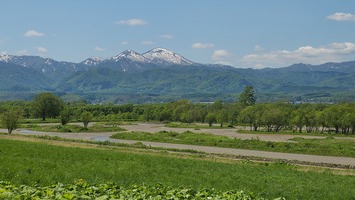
[166,122,233,129]
[237,129,355,137]
[0,138,354,199]
[22,123,126,133]
[0,181,265,200]
[111,131,355,157]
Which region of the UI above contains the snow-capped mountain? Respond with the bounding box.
[0,54,85,81]
[143,48,193,65]
[110,50,150,63]
[79,48,194,72]
[81,48,193,65]
[81,56,104,66]
[0,53,13,63]
[0,48,197,79]
[1,49,355,104]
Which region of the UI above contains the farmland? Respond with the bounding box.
[1,96,355,199]
[0,136,355,199]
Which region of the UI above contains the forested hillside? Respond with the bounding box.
[1,50,354,103]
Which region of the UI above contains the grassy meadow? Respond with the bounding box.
[0,137,354,199]
[111,131,355,158]
[22,122,126,133]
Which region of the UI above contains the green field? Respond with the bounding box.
[165,122,234,129]
[0,137,354,199]
[22,122,126,133]
[237,129,355,138]
[111,131,355,158]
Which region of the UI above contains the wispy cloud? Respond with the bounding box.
[142,40,155,45]
[242,42,355,68]
[36,46,47,53]
[212,49,230,60]
[116,18,147,26]
[192,43,214,49]
[16,49,29,55]
[95,47,105,52]
[121,41,129,45]
[24,30,45,37]
[327,12,355,21]
[254,45,264,51]
[160,34,174,39]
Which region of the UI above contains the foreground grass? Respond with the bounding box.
[0,138,354,199]
[0,181,262,200]
[111,131,355,158]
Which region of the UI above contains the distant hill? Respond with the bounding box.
[0,62,52,91]
[0,49,354,103]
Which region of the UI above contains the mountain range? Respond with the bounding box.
[0,48,354,103]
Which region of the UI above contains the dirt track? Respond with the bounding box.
[2,122,355,166]
[120,123,355,142]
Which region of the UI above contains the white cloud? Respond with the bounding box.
[327,12,355,21]
[116,18,147,26]
[95,47,105,51]
[121,41,129,45]
[242,42,355,68]
[142,40,155,45]
[215,61,233,66]
[36,47,47,53]
[24,30,45,37]
[212,49,230,60]
[160,34,174,39]
[16,49,29,55]
[192,43,214,49]
[254,45,263,51]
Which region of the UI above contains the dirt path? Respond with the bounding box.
[119,123,355,142]
[109,138,355,166]
[2,124,354,166]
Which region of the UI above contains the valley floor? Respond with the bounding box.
[2,122,355,166]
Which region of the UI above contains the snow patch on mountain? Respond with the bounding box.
[143,48,193,65]
[0,53,13,63]
[81,56,104,66]
[110,50,150,63]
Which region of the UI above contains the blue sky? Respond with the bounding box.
[1,0,355,68]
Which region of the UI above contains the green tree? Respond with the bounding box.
[81,111,93,129]
[238,86,256,107]
[1,109,22,134]
[216,109,229,127]
[143,105,156,121]
[211,100,223,111]
[32,93,63,121]
[238,104,264,131]
[322,104,342,133]
[205,112,217,127]
[60,107,73,125]
[290,106,306,133]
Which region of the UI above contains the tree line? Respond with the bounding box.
[0,89,354,134]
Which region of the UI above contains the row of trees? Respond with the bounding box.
[0,93,94,133]
[1,89,354,134]
[238,103,355,134]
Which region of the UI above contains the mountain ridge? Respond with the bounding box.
[0,49,354,103]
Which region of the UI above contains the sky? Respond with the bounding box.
[1,0,355,68]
